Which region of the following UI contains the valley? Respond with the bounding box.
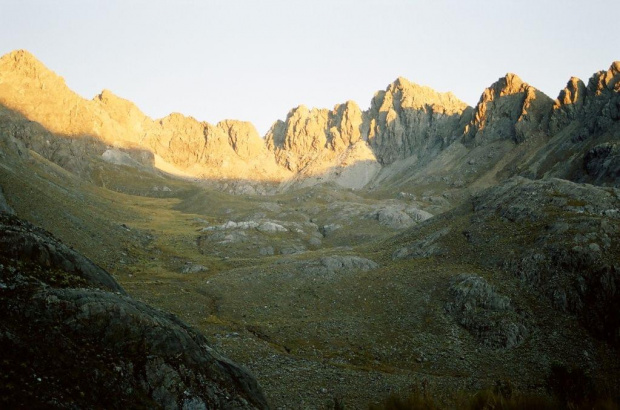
[1,50,619,409]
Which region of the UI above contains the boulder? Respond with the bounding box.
[319,256,378,273]
[445,274,527,349]
[370,207,414,229]
[257,221,287,233]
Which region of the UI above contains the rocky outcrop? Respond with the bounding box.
[464,73,554,145]
[266,105,332,171]
[583,142,620,183]
[0,213,269,409]
[265,101,371,173]
[469,178,620,345]
[265,79,470,173]
[550,77,588,131]
[392,227,450,260]
[318,255,378,274]
[519,62,620,186]
[291,255,379,277]
[392,177,620,345]
[0,214,125,293]
[445,274,527,349]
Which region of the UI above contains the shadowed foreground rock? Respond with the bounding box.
[0,213,269,409]
[0,186,14,215]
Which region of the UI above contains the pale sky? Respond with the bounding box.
[1,0,618,135]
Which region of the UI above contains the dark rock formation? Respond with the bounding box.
[445,274,527,349]
[0,213,269,409]
[392,177,620,346]
[469,178,620,345]
[0,213,125,294]
[0,185,14,215]
[584,142,620,183]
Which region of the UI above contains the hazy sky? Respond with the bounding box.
[1,0,618,135]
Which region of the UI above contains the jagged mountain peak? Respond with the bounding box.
[285,104,330,119]
[591,61,620,92]
[550,61,619,135]
[0,49,71,96]
[334,99,360,112]
[555,77,587,108]
[94,89,149,123]
[483,73,529,99]
[159,111,202,125]
[379,76,470,114]
[465,72,553,145]
[0,49,71,100]
[0,49,53,77]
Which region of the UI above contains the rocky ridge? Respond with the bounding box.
[0,50,285,182]
[521,62,620,184]
[1,49,619,408]
[3,49,617,192]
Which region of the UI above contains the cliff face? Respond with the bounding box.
[265,78,471,175]
[366,77,470,164]
[464,73,554,145]
[519,62,620,185]
[0,50,476,184]
[266,105,334,172]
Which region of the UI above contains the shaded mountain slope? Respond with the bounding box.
[389,177,620,346]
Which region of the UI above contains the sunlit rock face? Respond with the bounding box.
[264,78,471,181]
[366,77,471,164]
[1,49,619,191]
[0,50,285,182]
[463,73,554,145]
[264,100,381,189]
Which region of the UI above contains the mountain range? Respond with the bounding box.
[0,49,619,408]
[1,49,618,192]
